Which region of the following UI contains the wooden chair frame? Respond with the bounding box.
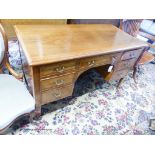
[119,19,155,58]
[119,20,155,83]
[0,24,35,135]
[0,24,23,79]
[139,31,155,50]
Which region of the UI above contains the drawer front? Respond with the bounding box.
[110,69,129,81]
[40,73,75,91]
[114,58,137,71]
[41,85,73,104]
[40,60,77,78]
[79,53,121,69]
[121,49,142,60]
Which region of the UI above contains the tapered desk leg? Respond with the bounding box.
[116,78,124,90]
[34,106,42,119]
[133,65,138,84]
[29,112,35,123]
[29,106,41,122]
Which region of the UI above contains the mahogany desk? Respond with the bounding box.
[14,24,148,114]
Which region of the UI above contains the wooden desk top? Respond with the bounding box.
[14,24,148,66]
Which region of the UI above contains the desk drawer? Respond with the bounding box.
[40,73,75,91]
[40,60,77,78]
[41,84,73,104]
[121,49,142,60]
[79,54,120,69]
[114,58,137,71]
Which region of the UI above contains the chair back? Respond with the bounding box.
[121,20,143,37]
[0,24,8,65]
[68,19,120,27]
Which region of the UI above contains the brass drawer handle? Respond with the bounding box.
[54,91,61,98]
[88,60,95,67]
[55,79,64,86]
[56,66,65,73]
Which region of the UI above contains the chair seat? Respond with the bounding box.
[0,74,35,130]
[140,20,155,36]
[138,51,155,65]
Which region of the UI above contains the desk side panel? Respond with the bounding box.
[19,44,33,94]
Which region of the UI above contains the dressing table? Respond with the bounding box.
[14,24,148,115]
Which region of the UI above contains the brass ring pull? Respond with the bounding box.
[56,66,65,73]
[88,60,95,67]
[56,79,64,86]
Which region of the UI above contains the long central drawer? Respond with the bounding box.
[79,53,121,69]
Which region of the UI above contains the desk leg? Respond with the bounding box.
[133,65,138,84]
[28,106,41,122]
[34,105,42,119]
[117,78,124,90]
[29,111,35,123]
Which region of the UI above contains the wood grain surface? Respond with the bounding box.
[14,24,148,66]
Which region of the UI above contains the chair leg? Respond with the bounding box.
[0,113,31,134]
[0,67,3,73]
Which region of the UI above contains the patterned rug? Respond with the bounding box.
[6,41,155,135]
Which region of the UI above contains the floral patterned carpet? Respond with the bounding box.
[7,41,155,135]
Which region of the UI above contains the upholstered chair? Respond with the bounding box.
[119,19,155,84]
[120,19,155,65]
[0,24,35,134]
